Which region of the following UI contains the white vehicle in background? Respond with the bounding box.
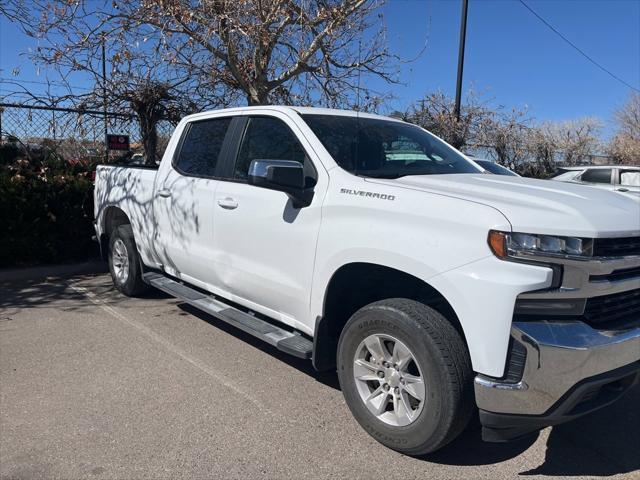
[551,165,640,196]
[468,157,520,177]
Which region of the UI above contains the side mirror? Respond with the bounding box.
[248,159,313,207]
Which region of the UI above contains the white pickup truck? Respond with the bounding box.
[94,106,640,454]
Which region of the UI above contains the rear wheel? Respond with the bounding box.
[108,225,149,297]
[337,298,474,455]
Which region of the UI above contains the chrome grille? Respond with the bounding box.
[593,237,640,257]
[583,289,640,327]
[591,266,640,283]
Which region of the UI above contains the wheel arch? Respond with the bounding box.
[312,262,468,372]
[98,206,131,259]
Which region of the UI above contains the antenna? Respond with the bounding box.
[356,39,362,112]
[301,0,309,104]
[354,39,362,176]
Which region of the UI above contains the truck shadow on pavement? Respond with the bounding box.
[0,277,90,315]
[0,270,170,317]
[178,303,341,390]
[424,383,639,476]
[180,302,640,477]
[5,272,635,478]
[424,416,538,465]
[519,384,639,477]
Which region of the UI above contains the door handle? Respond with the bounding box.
[158,189,172,198]
[617,188,629,192]
[217,197,238,210]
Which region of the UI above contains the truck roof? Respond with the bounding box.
[182,105,402,123]
[560,165,640,171]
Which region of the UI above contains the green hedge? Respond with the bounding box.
[0,144,99,267]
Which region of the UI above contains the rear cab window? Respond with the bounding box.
[619,170,640,187]
[174,117,233,177]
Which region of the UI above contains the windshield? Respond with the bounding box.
[475,160,518,176]
[301,114,481,178]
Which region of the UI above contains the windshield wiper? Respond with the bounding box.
[358,172,408,179]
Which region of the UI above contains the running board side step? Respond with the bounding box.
[143,272,312,359]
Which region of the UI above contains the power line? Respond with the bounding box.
[518,0,640,93]
[0,77,93,91]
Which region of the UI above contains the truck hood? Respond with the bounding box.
[367,174,640,237]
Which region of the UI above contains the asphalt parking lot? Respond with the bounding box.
[1,264,639,479]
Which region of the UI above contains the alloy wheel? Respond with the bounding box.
[353,334,426,427]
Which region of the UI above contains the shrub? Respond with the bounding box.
[0,147,98,267]
[0,140,23,166]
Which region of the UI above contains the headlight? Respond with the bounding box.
[488,230,593,259]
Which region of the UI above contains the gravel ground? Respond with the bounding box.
[1,265,638,479]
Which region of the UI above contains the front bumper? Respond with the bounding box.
[475,320,640,441]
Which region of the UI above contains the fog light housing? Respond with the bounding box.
[514,298,586,316]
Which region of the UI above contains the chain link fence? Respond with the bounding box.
[0,102,179,266]
[0,103,175,163]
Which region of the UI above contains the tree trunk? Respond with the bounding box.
[138,114,158,166]
[247,85,270,106]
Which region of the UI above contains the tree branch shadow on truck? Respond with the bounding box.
[95,164,203,277]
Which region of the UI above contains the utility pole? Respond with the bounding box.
[102,37,108,162]
[454,0,469,121]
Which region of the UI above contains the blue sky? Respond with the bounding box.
[1,0,639,134]
[375,0,640,129]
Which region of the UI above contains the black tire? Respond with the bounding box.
[108,224,149,297]
[337,298,474,455]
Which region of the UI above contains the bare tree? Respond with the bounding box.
[11,0,398,108]
[0,0,29,23]
[476,106,530,170]
[404,91,491,150]
[609,134,640,165]
[5,1,232,163]
[6,0,400,159]
[81,76,214,164]
[88,79,190,164]
[608,92,640,165]
[614,92,640,139]
[519,119,601,174]
[403,91,608,177]
[523,123,558,177]
[135,0,399,106]
[552,118,602,165]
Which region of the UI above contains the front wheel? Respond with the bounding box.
[108,224,149,297]
[337,298,474,455]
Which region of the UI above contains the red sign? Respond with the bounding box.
[106,134,130,151]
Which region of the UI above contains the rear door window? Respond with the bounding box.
[620,170,640,187]
[580,169,612,184]
[174,117,233,177]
